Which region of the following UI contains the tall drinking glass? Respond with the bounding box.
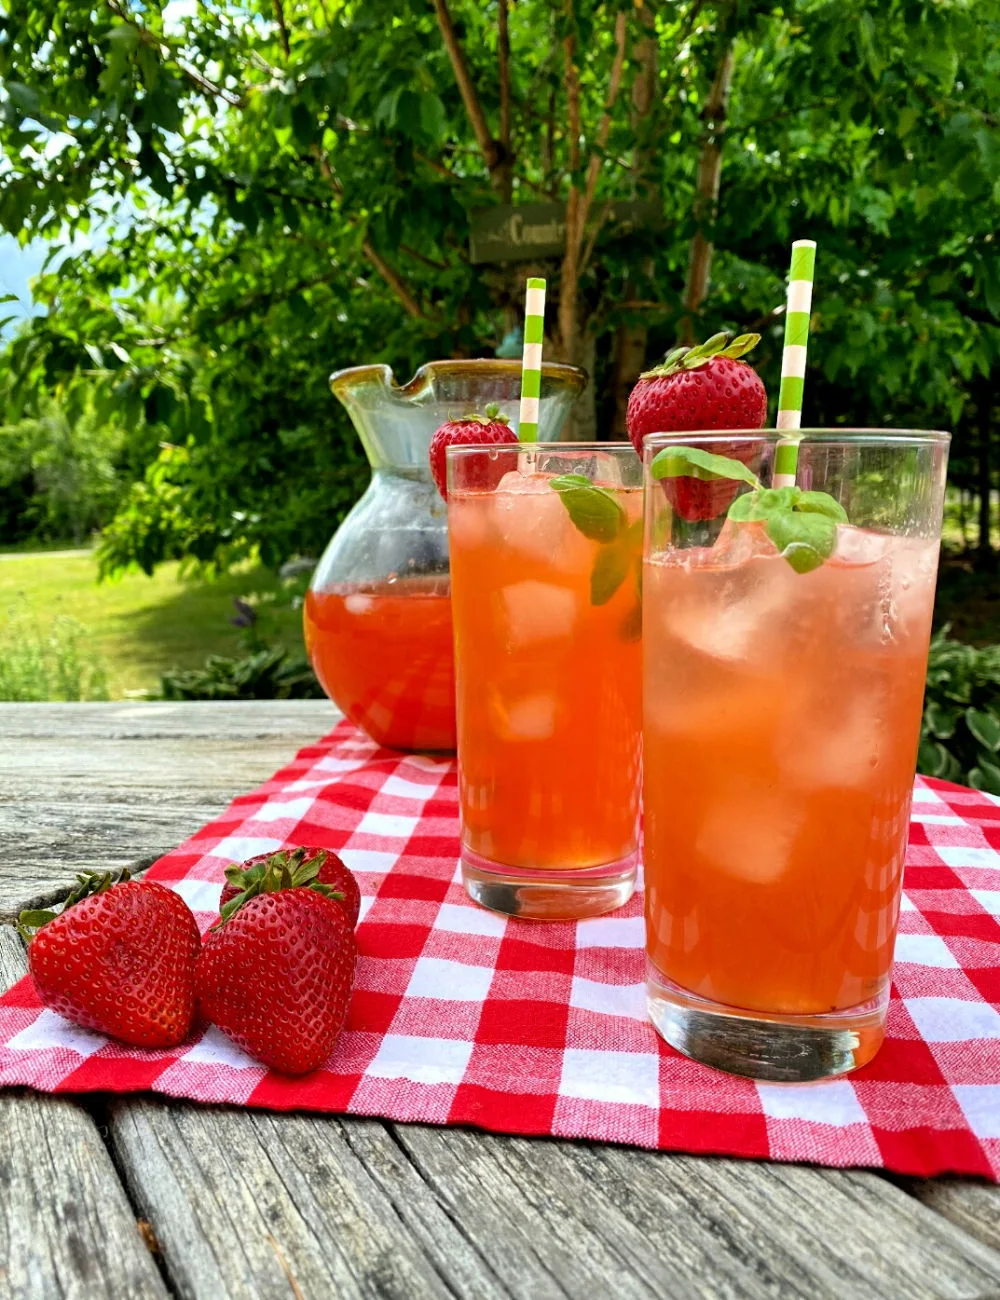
[447,444,643,919]
[642,429,949,1080]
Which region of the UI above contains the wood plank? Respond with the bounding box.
[0,927,169,1300]
[8,701,1000,1300]
[106,1093,1000,1300]
[107,1103,493,1300]
[391,1126,1000,1300]
[0,701,337,918]
[907,1177,1000,1254]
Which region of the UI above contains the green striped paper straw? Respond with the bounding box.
[773,240,817,488]
[518,276,546,443]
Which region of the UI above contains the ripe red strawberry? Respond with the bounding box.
[197,853,357,1074]
[428,403,518,501]
[627,332,767,521]
[220,847,360,928]
[20,871,200,1048]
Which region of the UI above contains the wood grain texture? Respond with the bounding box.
[908,1176,1000,1254]
[105,1097,1000,1300]
[0,701,336,917]
[0,928,168,1300]
[108,1104,473,1300]
[5,701,1000,1300]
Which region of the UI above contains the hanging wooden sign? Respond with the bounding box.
[469,200,659,265]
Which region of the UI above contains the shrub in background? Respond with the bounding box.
[0,394,127,546]
[919,627,1000,794]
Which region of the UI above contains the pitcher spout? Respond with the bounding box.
[329,358,586,470]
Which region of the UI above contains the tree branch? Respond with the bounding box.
[361,241,427,319]
[433,0,504,186]
[558,0,584,361]
[312,148,431,321]
[578,9,628,269]
[497,0,513,203]
[272,0,291,60]
[106,0,245,107]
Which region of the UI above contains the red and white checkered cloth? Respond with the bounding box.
[2,721,998,1179]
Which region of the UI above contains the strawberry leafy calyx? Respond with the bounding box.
[216,848,344,927]
[640,331,761,380]
[17,868,133,941]
[456,403,509,426]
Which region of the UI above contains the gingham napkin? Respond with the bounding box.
[1,721,998,1179]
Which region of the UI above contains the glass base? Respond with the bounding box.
[461,846,637,921]
[646,961,888,1082]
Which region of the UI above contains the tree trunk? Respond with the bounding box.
[610,1,658,439]
[609,322,648,438]
[679,42,735,345]
[566,334,598,441]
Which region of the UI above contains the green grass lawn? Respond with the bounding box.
[0,550,306,697]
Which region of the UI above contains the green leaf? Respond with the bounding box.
[550,474,625,544]
[763,509,838,574]
[971,757,1000,796]
[727,486,799,522]
[795,491,849,524]
[590,541,631,605]
[5,82,40,117]
[925,698,960,739]
[419,93,446,143]
[650,446,761,489]
[718,333,761,360]
[967,707,1000,752]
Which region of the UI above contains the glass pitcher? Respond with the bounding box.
[303,359,586,752]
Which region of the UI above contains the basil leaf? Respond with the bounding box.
[651,445,761,489]
[727,486,797,522]
[550,474,625,543]
[796,490,849,523]
[763,509,838,573]
[591,540,631,605]
[727,491,759,522]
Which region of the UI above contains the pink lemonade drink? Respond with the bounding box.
[642,430,949,1081]
[447,445,643,920]
[304,576,456,752]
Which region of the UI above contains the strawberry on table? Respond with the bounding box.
[197,850,357,1075]
[428,403,518,501]
[19,870,200,1049]
[220,846,360,928]
[627,332,768,522]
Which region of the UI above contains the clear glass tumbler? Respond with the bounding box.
[304,360,585,752]
[642,429,949,1081]
[447,443,643,919]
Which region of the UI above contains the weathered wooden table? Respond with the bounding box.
[2,701,1000,1300]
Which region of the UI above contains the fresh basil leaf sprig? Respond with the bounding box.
[550,474,642,615]
[549,473,624,543]
[649,446,850,575]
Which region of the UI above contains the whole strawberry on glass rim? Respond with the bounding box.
[197,849,357,1075]
[428,402,518,501]
[19,869,200,1049]
[220,845,361,929]
[627,332,767,522]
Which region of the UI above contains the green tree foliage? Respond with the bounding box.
[0,382,128,543]
[0,0,997,570]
